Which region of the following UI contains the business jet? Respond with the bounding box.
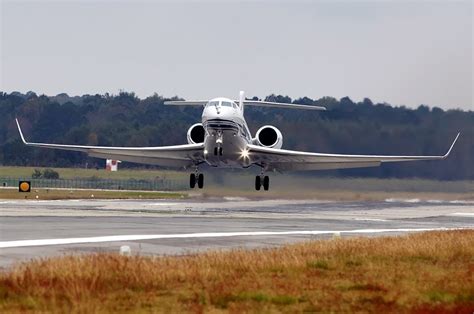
[15,91,459,191]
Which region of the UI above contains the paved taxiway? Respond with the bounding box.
[1,198,473,267]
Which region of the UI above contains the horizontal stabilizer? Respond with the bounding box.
[241,100,326,111]
[164,99,326,110]
[164,100,207,106]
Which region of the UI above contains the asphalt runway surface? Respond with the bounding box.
[1,197,473,267]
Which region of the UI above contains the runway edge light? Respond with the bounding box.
[19,180,31,193]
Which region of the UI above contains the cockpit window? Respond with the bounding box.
[207,101,219,107]
[221,101,233,107]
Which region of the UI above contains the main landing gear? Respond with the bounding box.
[190,172,204,189]
[255,174,269,191]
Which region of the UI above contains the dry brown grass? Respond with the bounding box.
[1,230,473,313]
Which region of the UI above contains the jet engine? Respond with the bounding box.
[187,123,205,144]
[254,125,283,149]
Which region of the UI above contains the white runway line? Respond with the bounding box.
[449,212,474,217]
[0,227,470,248]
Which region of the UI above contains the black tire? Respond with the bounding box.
[214,147,218,155]
[219,147,223,156]
[190,173,196,189]
[255,176,261,191]
[198,173,204,189]
[263,176,269,191]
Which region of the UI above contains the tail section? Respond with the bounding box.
[239,91,245,113]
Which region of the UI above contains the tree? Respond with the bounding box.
[42,169,60,179]
[1,91,472,180]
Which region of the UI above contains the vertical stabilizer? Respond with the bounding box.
[239,91,245,112]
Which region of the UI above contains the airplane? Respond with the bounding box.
[15,91,460,191]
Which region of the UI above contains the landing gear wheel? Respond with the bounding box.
[190,173,196,189]
[263,176,269,191]
[198,173,204,189]
[214,147,218,155]
[255,176,261,191]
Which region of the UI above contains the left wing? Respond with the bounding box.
[247,133,460,171]
[16,119,204,168]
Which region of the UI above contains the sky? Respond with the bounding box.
[0,0,472,110]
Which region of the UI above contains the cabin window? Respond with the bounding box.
[221,101,232,107]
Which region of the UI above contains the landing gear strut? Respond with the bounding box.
[214,131,223,156]
[190,169,204,189]
[255,170,269,191]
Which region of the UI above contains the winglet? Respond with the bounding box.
[443,132,460,158]
[15,118,28,144]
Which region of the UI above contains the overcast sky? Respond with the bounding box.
[1,0,472,110]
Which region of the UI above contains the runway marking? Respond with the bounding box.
[0,227,470,248]
[449,200,474,204]
[385,198,421,203]
[450,212,474,217]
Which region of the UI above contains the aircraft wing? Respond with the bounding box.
[15,119,204,168]
[247,133,460,171]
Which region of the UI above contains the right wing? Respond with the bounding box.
[16,119,204,168]
[247,133,460,171]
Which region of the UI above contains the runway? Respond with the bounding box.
[1,198,473,267]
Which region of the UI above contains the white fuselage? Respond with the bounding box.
[202,97,253,168]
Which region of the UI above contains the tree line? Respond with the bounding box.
[0,91,472,180]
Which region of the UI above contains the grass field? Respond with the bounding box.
[0,230,472,312]
[1,166,473,201]
[0,188,186,200]
[0,166,184,180]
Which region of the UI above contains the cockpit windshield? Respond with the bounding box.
[207,101,219,107]
[206,100,236,108]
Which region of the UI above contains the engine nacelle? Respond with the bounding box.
[254,125,283,149]
[187,123,205,144]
